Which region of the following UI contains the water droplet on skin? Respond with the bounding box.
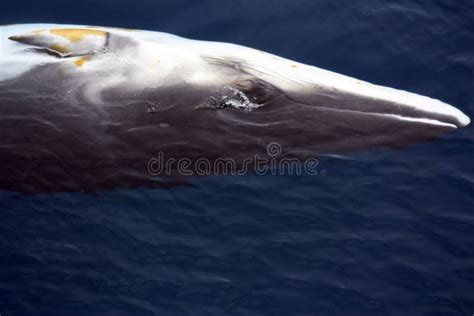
[208,86,263,113]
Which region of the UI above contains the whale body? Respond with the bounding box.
[0,24,470,193]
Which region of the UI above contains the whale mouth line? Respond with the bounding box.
[367,112,458,129]
[292,100,461,129]
[333,108,458,129]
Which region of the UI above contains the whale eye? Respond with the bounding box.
[233,78,283,105]
[200,79,283,113]
[207,86,263,113]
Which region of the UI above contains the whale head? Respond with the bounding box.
[0,23,471,192]
[1,23,470,155]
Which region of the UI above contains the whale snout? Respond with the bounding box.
[285,78,471,131]
[434,102,470,128]
[457,110,471,127]
[261,77,472,150]
[240,56,470,133]
[394,98,471,129]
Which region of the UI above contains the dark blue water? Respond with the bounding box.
[1,1,474,315]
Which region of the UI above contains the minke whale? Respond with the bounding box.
[0,24,470,193]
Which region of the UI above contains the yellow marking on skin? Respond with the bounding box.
[74,56,90,67]
[291,64,297,68]
[49,44,69,54]
[50,29,107,42]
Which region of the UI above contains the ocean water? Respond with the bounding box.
[1,1,474,315]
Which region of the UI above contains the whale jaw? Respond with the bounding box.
[283,84,470,131]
